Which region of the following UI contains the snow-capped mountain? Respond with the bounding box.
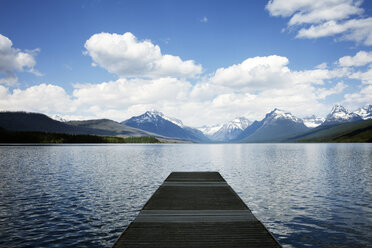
[122,110,208,142]
[303,115,325,128]
[145,110,185,127]
[262,108,303,125]
[229,117,252,130]
[50,114,68,122]
[120,104,370,142]
[237,108,309,142]
[198,124,224,136]
[323,104,362,126]
[210,117,252,141]
[354,104,372,120]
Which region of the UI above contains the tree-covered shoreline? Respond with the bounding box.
[0,129,160,144]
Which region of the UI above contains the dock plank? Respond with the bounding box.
[113,172,281,247]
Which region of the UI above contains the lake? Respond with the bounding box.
[0,143,371,247]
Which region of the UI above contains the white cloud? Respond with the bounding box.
[0,84,74,113]
[0,34,40,85]
[266,0,363,25]
[209,55,291,90]
[339,50,372,67]
[315,62,328,69]
[344,84,372,103]
[84,32,202,78]
[266,0,372,46]
[201,17,208,23]
[202,85,328,122]
[209,55,345,91]
[73,77,191,108]
[315,82,347,99]
[349,65,372,84]
[296,18,372,45]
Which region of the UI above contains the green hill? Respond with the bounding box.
[288,120,372,143]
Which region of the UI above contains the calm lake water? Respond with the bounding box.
[0,143,371,247]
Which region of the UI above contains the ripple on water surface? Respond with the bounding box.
[0,143,371,248]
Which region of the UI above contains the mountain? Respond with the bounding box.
[50,114,68,122]
[198,124,223,137]
[237,108,309,142]
[0,112,90,134]
[122,110,209,142]
[0,112,157,138]
[236,120,262,140]
[205,117,251,142]
[288,119,372,143]
[354,104,372,120]
[322,105,362,126]
[67,119,159,137]
[303,115,325,128]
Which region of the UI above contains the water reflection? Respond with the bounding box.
[0,144,371,247]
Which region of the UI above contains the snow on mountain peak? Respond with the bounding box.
[327,105,351,119]
[50,114,68,122]
[303,115,325,128]
[162,115,184,127]
[354,104,372,120]
[143,110,184,127]
[324,104,362,124]
[197,117,251,139]
[265,108,302,123]
[197,124,223,136]
[226,117,251,131]
[330,104,348,115]
[145,110,164,118]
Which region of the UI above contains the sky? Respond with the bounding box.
[0,0,372,126]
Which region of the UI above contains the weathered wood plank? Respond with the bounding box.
[113,171,281,248]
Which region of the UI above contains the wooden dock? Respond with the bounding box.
[113,172,281,247]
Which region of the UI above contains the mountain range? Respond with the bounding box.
[0,112,159,138]
[0,104,371,143]
[198,117,251,142]
[235,108,309,142]
[322,104,363,126]
[122,110,208,142]
[302,115,325,128]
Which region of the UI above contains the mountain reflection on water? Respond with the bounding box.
[0,143,371,247]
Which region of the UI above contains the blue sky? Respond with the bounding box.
[1,0,372,126]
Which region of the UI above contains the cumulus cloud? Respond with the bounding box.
[266,0,363,25]
[84,32,202,78]
[349,66,372,84]
[73,77,191,108]
[0,84,74,113]
[339,50,372,67]
[296,18,372,45]
[344,84,372,103]
[200,57,350,121]
[266,0,372,46]
[209,55,345,91]
[337,51,372,85]
[315,82,347,99]
[0,34,40,85]
[209,55,291,89]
